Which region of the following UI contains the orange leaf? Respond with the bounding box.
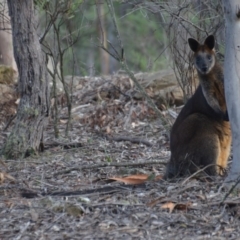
[109,174,149,185]
[0,172,15,184]
[161,202,176,213]
[161,202,192,213]
[109,174,163,185]
[124,174,149,180]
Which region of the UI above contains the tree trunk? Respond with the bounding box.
[3,0,50,158]
[222,1,240,184]
[96,1,109,75]
[0,0,17,70]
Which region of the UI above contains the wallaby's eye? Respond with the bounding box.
[207,55,212,61]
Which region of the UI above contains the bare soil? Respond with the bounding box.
[0,74,239,240]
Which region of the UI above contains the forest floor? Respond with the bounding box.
[0,73,239,240]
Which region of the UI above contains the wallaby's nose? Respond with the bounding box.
[202,66,208,73]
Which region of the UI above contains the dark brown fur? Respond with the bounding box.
[165,35,231,178]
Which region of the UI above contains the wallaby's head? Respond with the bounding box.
[188,35,216,75]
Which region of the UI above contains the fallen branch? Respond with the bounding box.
[44,140,82,150]
[53,158,168,176]
[21,184,143,198]
[98,132,153,147]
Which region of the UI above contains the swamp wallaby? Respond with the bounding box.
[165,35,231,178]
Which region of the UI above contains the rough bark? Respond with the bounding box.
[3,0,50,158]
[222,1,240,183]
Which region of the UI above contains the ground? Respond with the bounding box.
[0,74,239,239]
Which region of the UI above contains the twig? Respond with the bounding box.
[221,176,240,204]
[181,164,220,186]
[16,222,30,240]
[3,114,16,131]
[53,159,168,176]
[45,214,65,231]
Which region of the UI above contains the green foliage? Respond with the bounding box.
[105,156,112,163]
[34,0,49,10]
[39,0,167,76]
[117,6,166,72]
[39,0,224,76]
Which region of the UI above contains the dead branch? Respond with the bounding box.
[21,185,142,199]
[44,140,82,150]
[53,159,168,176]
[98,132,153,147]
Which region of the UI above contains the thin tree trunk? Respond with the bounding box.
[222,1,240,183]
[3,0,50,158]
[96,0,109,75]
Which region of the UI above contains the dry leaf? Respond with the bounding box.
[161,202,192,213]
[4,200,15,209]
[161,202,176,213]
[30,209,39,221]
[0,159,7,168]
[50,98,55,107]
[155,175,163,180]
[0,172,5,184]
[4,173,16,182]
[0,172,16,184]
[109,177,146,185]
[110,174,162,185]
[101,115,106,121]
[124,174,149,180]
[15,98,20,104]
[60,119,68,124]
[196,194,206,201]
[131,111,137,120]
[106,125,111,134]
[129,78,134,88]
[110,174,149,185]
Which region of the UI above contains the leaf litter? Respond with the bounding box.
[0,73,239,239]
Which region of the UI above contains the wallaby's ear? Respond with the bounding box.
[188,38,200,52]
[204,35,215,50]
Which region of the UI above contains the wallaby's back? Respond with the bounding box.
[165,35,231,178]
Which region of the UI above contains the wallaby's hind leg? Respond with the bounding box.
[165,136,220,178]
[165,114,221,178]
[197,135,221,175]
